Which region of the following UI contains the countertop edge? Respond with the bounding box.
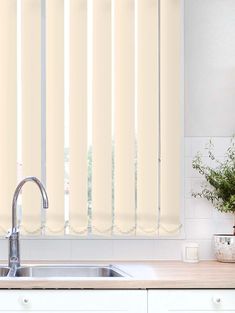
[0,280,234,289]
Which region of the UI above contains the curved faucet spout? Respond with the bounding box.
[12,176,48,230]
[8,177,49,271]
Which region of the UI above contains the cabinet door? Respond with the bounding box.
[148,290,235,313]
[0,290,147,312]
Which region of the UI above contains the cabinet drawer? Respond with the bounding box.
[0,290,147,311]
[148,290,235,312]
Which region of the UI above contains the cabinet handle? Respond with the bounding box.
[212,296,222,305]
[20,296,31,306]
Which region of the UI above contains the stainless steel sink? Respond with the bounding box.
[0,267,10,277]
[14,265,127,278]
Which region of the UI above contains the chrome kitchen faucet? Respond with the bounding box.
[7,177,49,274]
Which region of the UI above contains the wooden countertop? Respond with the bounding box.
[0,261,234,289]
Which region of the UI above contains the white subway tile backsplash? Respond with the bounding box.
[213,210,234,220]
[185,157,196,178]
[0,240,8,261]
[184,198,195,219]
[184,137,192,157]
[191,137,211,156]
[184,179,192,198]
[113,240,155,260]
[197,240,214,260]
[214,218,234,235]
[185,219,215,240]
[70,240,113,260]
[211,137,231,156]
[112,240,134,260]
[154,240,184,260]
[21,240,71,260]
[185,157,211,178]
[191,178,205,193]
[191,137,231,158]
[194,198,213,219]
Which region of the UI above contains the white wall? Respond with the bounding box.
[185,0,235,136]
[0,0,234,262]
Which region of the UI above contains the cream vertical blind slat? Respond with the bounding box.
[159,0,181,235]
[136,0,159,235]
[46,0,65,235]
[21,0,42,235]
[92,0,112,234]
[69,0,88,235]
[114,0,135,235]
[0,0,17,235]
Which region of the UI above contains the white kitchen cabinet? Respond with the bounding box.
[0,290,147,312]
[148,290,235,312]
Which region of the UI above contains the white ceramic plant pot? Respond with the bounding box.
[214,234,235,262]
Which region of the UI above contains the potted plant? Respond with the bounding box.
[192,137,235,262]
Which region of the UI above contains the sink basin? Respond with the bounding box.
[15,265,127,278]
[0,267,10,277]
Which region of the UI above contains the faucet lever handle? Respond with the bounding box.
[5,229,12,239]
[6,227,19,239]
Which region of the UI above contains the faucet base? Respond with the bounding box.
[8,229,20,270]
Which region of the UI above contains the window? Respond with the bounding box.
[0,0,182,237]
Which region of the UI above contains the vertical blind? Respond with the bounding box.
[0,0,181,236]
